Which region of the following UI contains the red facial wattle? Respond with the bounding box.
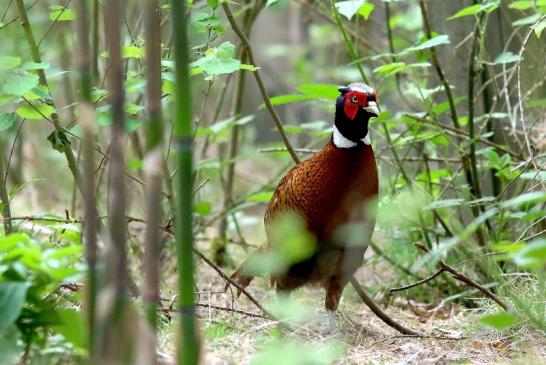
[343,91,368,120]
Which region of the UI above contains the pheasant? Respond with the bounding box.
[230,82,380,330]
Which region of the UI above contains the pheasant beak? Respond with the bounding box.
[363,101,379,117]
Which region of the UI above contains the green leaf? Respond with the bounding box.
[509,1,532,10]
[266,0,281,8]
[122,44,145,59]
[22,61,50,70]
[192,57,241,76]
[297,83,340,99]
[426,199,466,210]
[480,313,518,329]
[240,63,258,71]
[404,35,450,53]
[52,309,87,349]
[490,51,520,65]
[247,191,274,203]
[512,238,546,268]
[47,129,71,152]
[217,41,236,59]
[194,202,212,216]
[2,72,39,96]
[335,0,365,20]
[500,192,546,209]
[358,2,374,20]
[49,5,76,21]
[206,0,219,8]
[0,113,16,132]
[447,4,481,20]
[261,94,316,108]
[0,56,21,71]
[513,13,542,26]
[125,119,142,133]
[127,159,143,171]
[0,281,29,330]
[531,18,546,38]
[0,325,22,365]
[16,103,55,120]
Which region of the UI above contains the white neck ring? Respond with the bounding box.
[333,125,371,148]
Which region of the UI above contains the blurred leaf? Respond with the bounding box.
[0,325,22,364]
[0,56,21,71]
[2,72,39,96]
[0,113,16,131]
[500,192,546,209]
[447,4,481,20]
[206,0,219,8]
[240,63,258,71]
[490,51,520,65]
[247,192,274,203]
[269,212,316,264]
[266,0,281,7]
[125,119,143,133]
[127,159,143,171]
[194,201,212,216]
[448,1,499,20]
[509,1,532,10]
[47,130,70,152]
[358,2,374,20]
[335,0,365,20]
[512,239,546,268]
[0,281,29,329]
[404,35,450,53]
[426,199,466,210]
[520,170,546,181]
[480,312,518,329]
[245,251,287,276]
[204,322,231,340]
[122,44,145,59]
[192,57,241,75]
[217,41,235,59]
[373,62,429,77]
[49,5,76,21]
[16,103,55,120]
[431,96,465,116]
[283,125,304,134]
[263,94,315,108]
[251,339,344,365]
[531,18,546,37]
[22,62,50,70]
[513,13,541,26]
[268,296,313,324]
[297,84,340,99]
[52,309,86,349]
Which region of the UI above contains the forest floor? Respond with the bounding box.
[156,245,546,365]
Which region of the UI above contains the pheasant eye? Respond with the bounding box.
[350,96,358,103]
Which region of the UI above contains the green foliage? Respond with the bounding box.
[480,312,519,329]
[251,338,344,365]
[334,0,374,21]
[49,5,76,21]
[0,232,85,357]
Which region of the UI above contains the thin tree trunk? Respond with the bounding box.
[74,0,99,360]
[142,0,164,363]
[171,0,199,363]
[102,0,133,362]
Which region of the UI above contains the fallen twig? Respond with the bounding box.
[349,277,421,336]
[413,242,510,311]
[390,269,444,293]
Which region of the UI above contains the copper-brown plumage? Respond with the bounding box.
[230,83,379,329]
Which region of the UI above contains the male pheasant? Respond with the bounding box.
[230,83,379,330]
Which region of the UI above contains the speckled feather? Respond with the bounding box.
[229,83,379,315]
[265,137,378,293]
